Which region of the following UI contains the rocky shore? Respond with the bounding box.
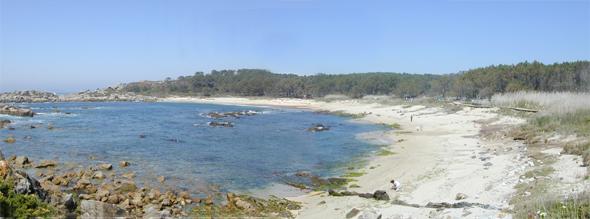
[0,87,156,103]
[0,90,59,103]
[0,150,302,218]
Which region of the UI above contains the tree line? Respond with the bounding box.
[123,61,590,99]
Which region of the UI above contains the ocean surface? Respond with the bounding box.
[0,102,383,195]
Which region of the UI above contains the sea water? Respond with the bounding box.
[0,102,383,195]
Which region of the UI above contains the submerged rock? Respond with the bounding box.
[119,161,130,167]
[99,163,113,171]
[206,110,258,119]
[92,171,106,179]
[3,136,16,144]
[0,119,11,129]
[207,121,234,128]
[35,160,57,168]
[307,124,330,132]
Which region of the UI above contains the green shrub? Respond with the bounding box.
[0,178,55,218]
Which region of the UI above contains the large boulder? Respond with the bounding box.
[63,193,78,212]
[13,170,48,201]
[0,104,34,117]
[80,200,127,218]
[372,190,389,201]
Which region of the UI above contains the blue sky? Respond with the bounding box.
[1,0,589,92]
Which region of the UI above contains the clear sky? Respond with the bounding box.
[1,0,589,92]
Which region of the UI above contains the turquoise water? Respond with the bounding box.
[0,102,382,194]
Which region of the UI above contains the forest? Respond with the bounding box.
[123,61,590,99]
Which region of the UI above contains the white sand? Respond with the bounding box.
[162,97,533,218]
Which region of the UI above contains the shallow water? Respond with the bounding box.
[0,102,382,194]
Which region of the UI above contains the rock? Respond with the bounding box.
[0,160,9,178]
[115,181,137,193]
[358,193,374,199]
[76,178,92,187]
[13,170,48,201]
[96,189,110,199]
[14,156,30,166]
[51,175,69,186]
[99,163,113,170]
[483,162,493,167]
[3,136,16,144]
[63,193,77,212]
[119,161,130,167]
[0,119,11,129]
[131,195,143,207]
[80,200,127,218]
[119,199,131,209]
[107,195,121,204]
[307,124,330,132]
[79,194,94,200]
[143,204,171,218]
[346,208,360,219]
[455,193,468,200]
[147,189,160,200]
[357,209,382,219]
[35,160,57,168]
[161,198,171,206]
[178,191,190,200]
[207,121,234,128]
[92,171,106,179]
[373,190,389,201]
[234,198,255,212]
[122,172,135,179]
[0,91,59,103]
[0,104,34,117]
[206,110,258,119]
[426,202,452,208]
[295,171,311,177]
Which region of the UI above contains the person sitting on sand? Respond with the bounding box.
[390,179,401,191]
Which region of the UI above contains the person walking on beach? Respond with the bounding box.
[390,179,401,191]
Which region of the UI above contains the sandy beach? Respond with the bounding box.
[162,96,539,218]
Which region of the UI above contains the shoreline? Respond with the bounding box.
[161,96,530,218]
